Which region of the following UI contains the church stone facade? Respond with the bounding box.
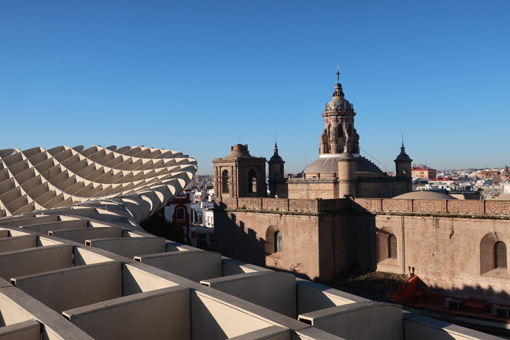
[213,76,510,306]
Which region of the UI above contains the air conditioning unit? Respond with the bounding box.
[444,298,463,311]
[492,305,510,318]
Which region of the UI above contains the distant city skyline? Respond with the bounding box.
[1,1,509,175]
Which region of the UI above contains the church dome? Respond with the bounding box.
[325,83,354,112]
[392,191,456,200]
[303,156,383,176]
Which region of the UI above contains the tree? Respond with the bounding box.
[140,212,185,243]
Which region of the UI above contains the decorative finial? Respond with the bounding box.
[274,133,278,149]
[401,132,404,147]
[336,65,340,83]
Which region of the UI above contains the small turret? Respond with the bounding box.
[268,143,287,198]
[394,143,412,177]
[338,144,357,198]
[394,142,413,192]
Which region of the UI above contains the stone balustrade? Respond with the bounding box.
[217,198,348,214]
[218,196,510,217]
[355,198,510,217]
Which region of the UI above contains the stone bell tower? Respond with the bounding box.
[212,144,266,199]
[319,69,360,155]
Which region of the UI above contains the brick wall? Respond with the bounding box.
[355,198,510,217]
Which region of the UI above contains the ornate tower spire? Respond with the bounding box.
[319,68,359,156]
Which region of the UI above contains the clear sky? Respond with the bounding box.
[1,1,509,175]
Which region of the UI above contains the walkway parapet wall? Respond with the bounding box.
[355,198,510,217]
[217,198,349,214]
[219,197,510,218]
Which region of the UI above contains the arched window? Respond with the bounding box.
[222,170,229,194]
[176,207,185,221]
[275,231,282,253]
[338,125,343,138]
[265,226,277,255]
[248,169,257,193]
[388,234,397,259]
[495,241,507,269]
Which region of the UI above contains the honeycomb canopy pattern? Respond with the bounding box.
[0,145,197,222]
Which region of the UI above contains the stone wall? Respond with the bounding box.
[214,209,323,279]
[288,181,338,199]
[355,198,510,217]
[354,198,510,304]
[356,179,410,198]
[214,197,372,281]
[372,214,510,304]
[217,197,348,214]
[215,196,510,303]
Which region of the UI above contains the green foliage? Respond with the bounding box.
[140,213,185,243]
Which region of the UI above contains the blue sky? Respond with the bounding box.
[1,1,509,175]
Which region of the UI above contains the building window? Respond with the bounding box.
[275,231,282,253]
[222,170,229,194]
[265,226,279,255]
[176,207,185,221]
[495,241,507,269]
[248,169,256,193]
[388,234,397,259]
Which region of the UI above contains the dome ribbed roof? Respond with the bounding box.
[393,191,455,200]
[303,156,383,175]
[325,83,354,112]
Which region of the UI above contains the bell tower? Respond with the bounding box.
[212,144,266,199]
[319,69,359,155]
